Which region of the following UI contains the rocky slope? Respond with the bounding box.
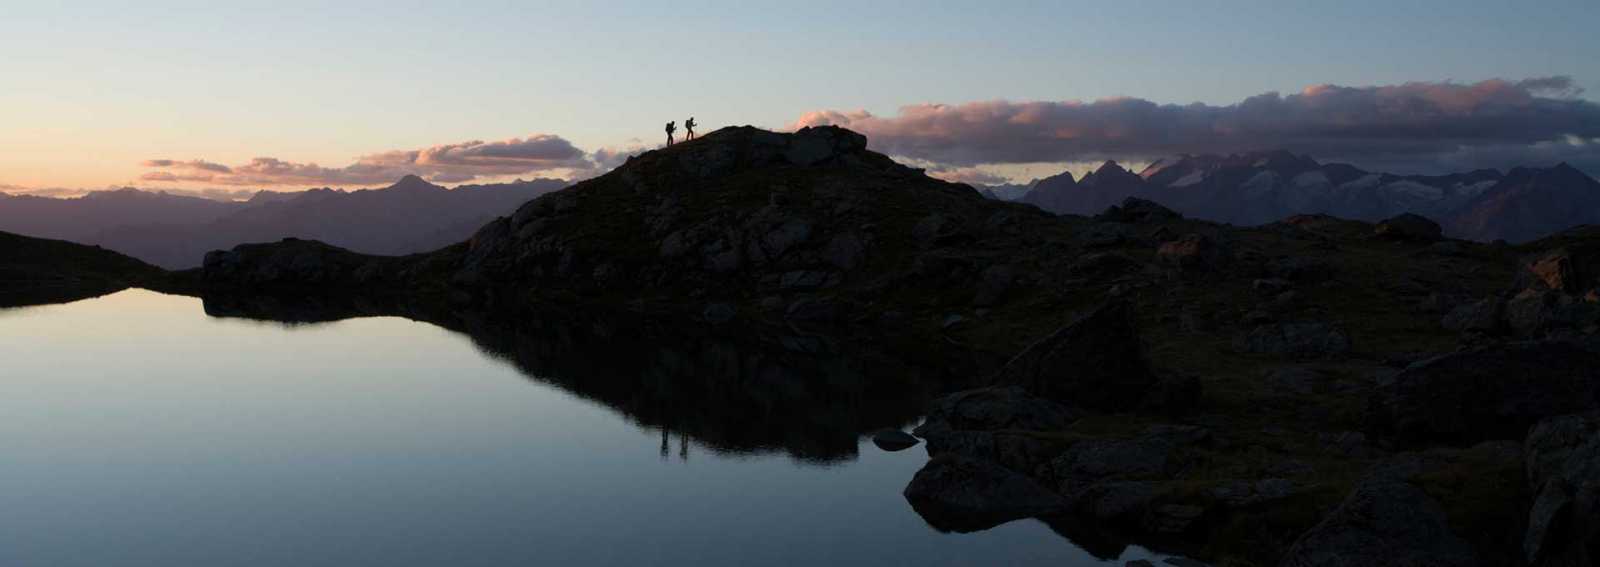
[0,230,167,307]
[191,126,1600,565]
[1019,151,1600,243]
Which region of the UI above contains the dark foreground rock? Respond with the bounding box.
[992,301,1155,411]
[1518,244,1600,294]
[904,453,1066,533]
[1523,414,1600,567]
[1280,470,1477,567]
[1369,341,1600,447]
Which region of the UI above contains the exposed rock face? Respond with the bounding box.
[1369,341,1600,447]
[903,453,1067,533]
[992,301,1155,411]
[1374,213,1444,242]
[1279,471,1478,567]
[1158,234,1230,274]
[1521,246,1600,294]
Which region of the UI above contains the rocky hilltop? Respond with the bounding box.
[191,126,1600,565]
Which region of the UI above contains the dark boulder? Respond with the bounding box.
[1374,213,1444,242]
[903,453,1067,533]
[1369,341,1600,447]
[1518,245,1600,294]
[992,301,1155,411]
[1280,470,1477,567]
[1523,414,1600,567]
[1502,288,1600,338]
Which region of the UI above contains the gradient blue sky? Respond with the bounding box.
[3,1,1597,189]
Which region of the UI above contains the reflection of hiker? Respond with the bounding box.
[665,121,677,146]
[685,117,697,140]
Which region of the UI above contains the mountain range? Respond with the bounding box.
[1010,151,1600,242]
[0,176,568,268]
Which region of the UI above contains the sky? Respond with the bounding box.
[2,0,1598,192]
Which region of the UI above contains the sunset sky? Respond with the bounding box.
[4,1,1598,192]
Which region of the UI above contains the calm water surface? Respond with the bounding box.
[0,289,1165,566]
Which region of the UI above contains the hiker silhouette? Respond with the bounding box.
[665,121,676,146]
[685,117,697,140]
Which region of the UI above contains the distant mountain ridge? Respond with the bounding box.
[1016,151,1600,242]
[0,176,569,268]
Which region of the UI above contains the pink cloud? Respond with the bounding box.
[793,77,1600,174]
[142,134,595,186]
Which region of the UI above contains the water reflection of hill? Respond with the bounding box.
[199,291,983,463]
